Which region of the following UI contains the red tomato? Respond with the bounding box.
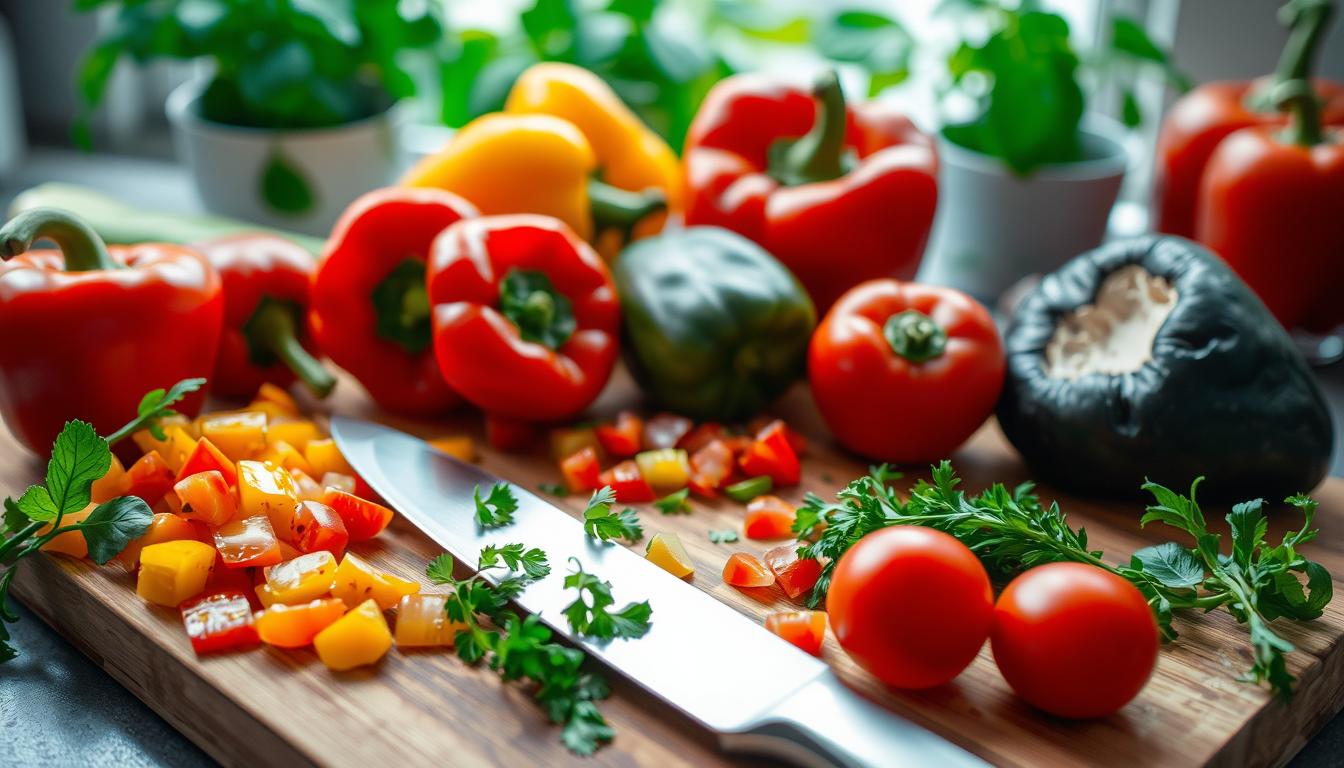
[485,414,538,452]
[738,422,800,486]
[809,280,1004,463]
[744,495,796,540]
[124,450,176,506]
[765,610,827,655]
[597,460,655,503]
[560,447,602,494]
[595,411,643,458]
[176,437,237,486]
[748,418,807,457]
[827,526,993,689]
[180,592,260,654]
[722,553,774,588]
[689,439,735,496]
[213,514,283,569]
[991,562,1158,718]
[642,413,692,450]
[290,500,349,559]
[321,488,394,541]
[763,543,821,599]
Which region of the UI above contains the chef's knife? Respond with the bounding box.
[332,417,986,768]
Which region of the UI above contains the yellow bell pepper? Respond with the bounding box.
[199,411,268,462]
[237,460,300,533]
[259,439,315,477]
[253,382,301,416]
[38,504,95,558]
[257,550,338,607]
[331,552,420,609]
[266,420,322,451]
[645,532,695,579]
[427,435,476,463]
[132,414,195,457]
[313,598,392,671]
[394,594,466,647]
[635,448,691,490]
[304,438,354,477]
[136,540,216,607]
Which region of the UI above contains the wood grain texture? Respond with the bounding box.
[6,367,1344,768]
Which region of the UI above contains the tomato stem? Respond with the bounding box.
[0,207,119,272]
[884,310,948,363]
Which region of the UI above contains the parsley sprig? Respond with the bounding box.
[474,482,519,528]
[796,461,1331,698]
[581,487,643,543]
[562,558,653,641]
[653,488,690,515]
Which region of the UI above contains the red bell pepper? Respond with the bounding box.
[427,214,620,422]
[597,459,655,503]
[0,208,222,453]
[595,411,643,457]
[310,188,478,416]
[560,446,602,494]
[738,420,800,487]
[683,70,938,313]
[194,234,335,400]
[181,591,260,655]
[289,500,349,559]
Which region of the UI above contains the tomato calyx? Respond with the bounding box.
[883,309,947,363]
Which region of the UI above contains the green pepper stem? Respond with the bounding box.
[884,310,948,363]
[772,70,851,186]
[246,298,337,398]
[0,207,118,272]
[1276,79,1327,146]
[1274,0,1334,83]
[588,178,666,239]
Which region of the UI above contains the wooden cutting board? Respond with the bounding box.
[6,368,1344,768]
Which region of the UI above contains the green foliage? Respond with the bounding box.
[580,487,643,543]
[562,558,653,640]
[474,482,520,529]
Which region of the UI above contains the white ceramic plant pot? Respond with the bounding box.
[918,116,1128,302]
[166,79,400,236]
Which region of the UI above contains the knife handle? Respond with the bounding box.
[719,673,987,768]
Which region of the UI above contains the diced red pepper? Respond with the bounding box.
[289,500,349,559]
[642,413,692,450]
[124,450,176,506]
[214,514,283,569]
[595,411,643,458]
[690,439,735,495]
[485,414,539,452]
[739,421,800,486]
[597,460,656,503]
[764,610,826,656]
[677,422,725,454]
[763,543,822,599]
[748,417,807,457]
[174,470,238,527]
[202,563,257,606]
[745,495,797,540]
[176,437,238,486]
[723,552,775,588]
[180,592,260,654]
[321,488,394,541]
[560,447,602,494]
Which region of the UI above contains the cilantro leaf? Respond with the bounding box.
[581,487,643,543]
[479,543,550,580]
[426,553,456,584]
[708,529,739,544]
[562,558,652,640]
[653,488,690,515]
[104,377,206,445]
[78,496,153,564]
[561,702,615,756]
[474,482,518,528]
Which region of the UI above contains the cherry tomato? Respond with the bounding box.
[744,495,796,540]
[765,610,827,655]
[595,411,643,457]
[827,526,993,689]
[722,553,774,588]
[991,562,1158,718]
[763,543,822,599]
[321,488,394,541]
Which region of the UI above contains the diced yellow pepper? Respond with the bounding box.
[428,435,476,462]
[132,414,193,457]
[39,504,95,558]
[635,448,691,490]
[257,551,337,607]
[237,460,300,533]
[304,438,354,477]
[254,382,301,416]
[394,594,466,647]
[259,440,315,477]
[199,411,268,462]
[313,598,392,671]
[136,540,216,607]
[242,400,294,423]
[331,552,420,609]
[549,426,602,463]
[646,532,694,579]
[267,420,322,451]
[90,454,127,503]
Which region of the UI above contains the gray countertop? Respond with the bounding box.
[1,149,1342,768]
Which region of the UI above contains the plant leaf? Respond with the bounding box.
[1132,542,1205,588]
[79,496,154,564]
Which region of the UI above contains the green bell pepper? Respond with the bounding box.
[613,227,816,421]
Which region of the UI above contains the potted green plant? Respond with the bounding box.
[919,2,1185,300]
[75,0,444,235]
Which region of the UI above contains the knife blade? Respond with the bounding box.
[332,416,985,768]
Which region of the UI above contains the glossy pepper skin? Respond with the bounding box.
[0,208,222,454]
[194,234,335,400]
[809,280,1004,463]
[310,188,478,416]
[427,215,620,422]
[613,227,816,421]
[683,71,938,313]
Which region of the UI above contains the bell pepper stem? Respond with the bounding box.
[1250,0,1334,112]
[0,207,118,272]
[772,70,851,186]
[1276,79,1327,146]
[246,298,337,398]
[884,310,948,363]
[588,179,666,241]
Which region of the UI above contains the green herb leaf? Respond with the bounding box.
[2,498,26,534]
[653,488,690,515]
[105,378,206,446]
[426,553,456,584]
[708,529,739,544]
[78,496,154,565]
[538,482,569,497]
[1228,499,1269,568]
[17,420,111,523]
[474,483,519,528]
[562,559,652,640]
[479,543,551,580]
[581,487,643,543]
[1131,542,1204,589]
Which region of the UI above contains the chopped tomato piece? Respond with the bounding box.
[91,454,128,503]
[202,558,255,603]
[677,422,725,453]
[321,488,393,541]
[181,592,260,654]
[303,438,355,477]
[330,552,419,609]
[643,413,693,450]
[313,598,392,670]
[175,437,238,486]
[237,460,300,533]
[198,411,268,462]
[394,594,466,647]
[257,551,338,607]
[125,450,176,506]
[763,543,823,599]
[634,448,691,490]
[689,439,735,497]
[485,414,538,452]
[739,421,801,486]
[560,447,602,494]
[723,552,775,589]
[255,597,347,648]
[213,514,283,569]
[749,417,807,456]
[259,439,315,477]
[290,469,323,501]
[595,411,643,457]
[137,540,216,607]
[118,512,204,571]
[745,495,797,540]
[289,500,349,559]
[597,460,656,503]
[174,470,237,527]
[646,533,695,578]
[428,434,476,462]
[765,610,827,655]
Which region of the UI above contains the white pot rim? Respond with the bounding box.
[937,114,1129,182]
[165,77,397,139]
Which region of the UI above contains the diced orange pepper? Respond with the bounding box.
[199,411,268,462]
[38,504,94,558]
[132,414,193,457]
[321,488,392,541]
[256,597,347,649]
[90,454,127,504]
[137,540,216,607]
[645,532,694,579]
[174,470,238,527]
[267,420,322,451]
[213,514,283,569]
[560,447,601,494]
[175,437,238,486]
[595,411,642,458]
[330,552,419,609]
[256,551,337,607]
[428,434,476,462]
[124,450,176,506]
[765,610,826,655]
[259,440,315,477]
[253,382,301,415]
[290,469,324,502]
[276,539,302,561]
[237,460,300,533]
[745,495,797,541]
[723,552,774,589]
[304,438,353,477]
[394,594,466,647]
[313,598,392,670]
[117,512,203,571]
